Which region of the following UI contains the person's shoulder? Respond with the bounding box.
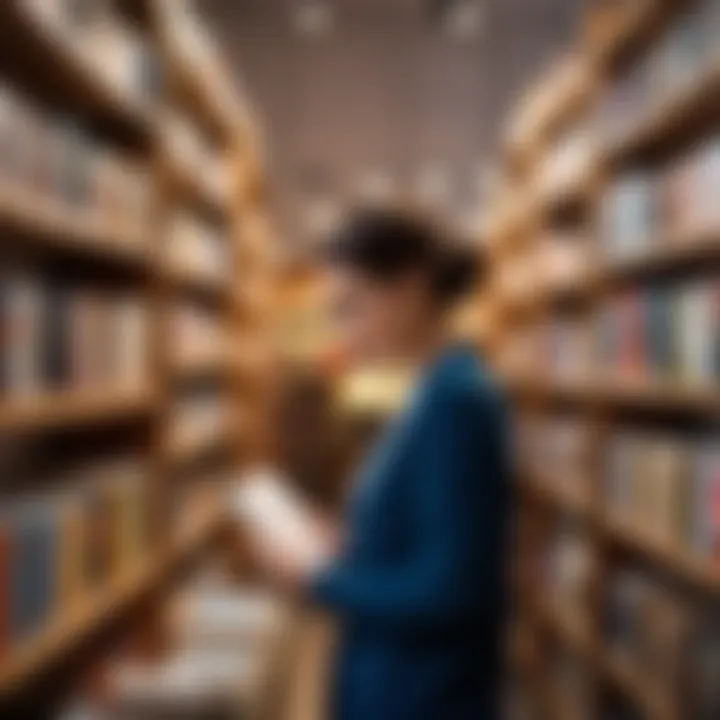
[425,346,507,418]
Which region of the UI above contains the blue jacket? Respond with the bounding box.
[311,346,511,720]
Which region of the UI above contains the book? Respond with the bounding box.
[1,272,43,396]
[232,468,330,573]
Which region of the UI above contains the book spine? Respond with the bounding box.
[0,522,10,660]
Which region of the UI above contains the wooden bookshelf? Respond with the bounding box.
[0,0,272,709]
[0,388,157,434]
[605,60,720,166]
[0,1,156,145]
[490,2,720,719]
[0,499,227,696]
[0,185,151,272]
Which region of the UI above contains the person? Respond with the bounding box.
[260,207,511,720]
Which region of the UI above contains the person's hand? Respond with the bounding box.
[250,517,338,595]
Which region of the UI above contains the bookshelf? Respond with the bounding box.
[0,0,273,710]
[486,1,720,718]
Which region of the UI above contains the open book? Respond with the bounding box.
[231,468,331,571]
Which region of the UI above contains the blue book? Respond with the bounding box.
[10,503,58,644]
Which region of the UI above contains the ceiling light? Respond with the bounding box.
[304,196,340,237]
[355,170,396,203]
[443,1,485,40]
[416,164,451,207]
[295,1,333,36]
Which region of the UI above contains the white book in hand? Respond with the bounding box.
[232,468,330,571]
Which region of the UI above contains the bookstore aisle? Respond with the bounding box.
[481,1,720,719]
[1,0,720,719]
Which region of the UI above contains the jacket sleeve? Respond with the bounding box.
[310,383,509,631]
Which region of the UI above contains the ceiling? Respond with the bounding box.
[202,0,591,246]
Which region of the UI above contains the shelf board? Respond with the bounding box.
[601,380,720,414]
[605,61,720,166]
[0,184,151,272]
[602,650,679,720]
[0,1,156,147]
[161,28,236,144]
[172,354,230,381]
[601,227,720,282]
[521,474,596,520]
[166,156,229,221]
[166,265,232,306]
[165,428,231,467]
[0,388,156,435]
[0,503,226,697]
[509,375,720,414]
[604,519,720,595]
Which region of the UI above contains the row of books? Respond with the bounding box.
[601,137,720,260]
[547,648,592,720]
[168,392,230,454]
[598,280,719,387]
[0,82,153,242]
[606,571,719,719]
[164,111,230,206]
[533,125,595,203]
[172,304,227,368]
[168,211,231,286]
[0,458,150,656]
[516,415,592,493]
[24,0,160,106]
[600,0,720,146]
[1,272,148,396]
[542,524,595,620]
[606,431,719,565]
[514,277,720,386]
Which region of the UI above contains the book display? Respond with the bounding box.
[0,0,274,711]
[485,1,720,718]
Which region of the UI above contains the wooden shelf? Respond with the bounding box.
[0,502,226,696]
[522,474,596,520]
[172,353,231,381]
[510,375,720,414]
[0,388,157,435]
[0,185,151,272]
[604,519,720,595]
[166,156,229,220]
[601,227,720,282]
[600,380,720,414]
[165,427,231,467]
[602,650,679,720]
[0,1,156,147]
[166,265,232,306]
[605,61,720,166]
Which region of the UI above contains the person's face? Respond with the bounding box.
[324,265,433,365]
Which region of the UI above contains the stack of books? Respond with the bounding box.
[169,392,229,453]
[23,0,160,106]
[605,570,720,718]
[164,112,230,204]
[0,458,150,657]
[0,82,153,242]
[168,211,230,286]
[172,304,225,368]
[597,280,720,387]
[1,272,148,396]
[599,0,720,145]
[542,523,596,621]
[540,317,594,383]
[602,137,720,260]
[516,414,593,494]
[605,431,720,564]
